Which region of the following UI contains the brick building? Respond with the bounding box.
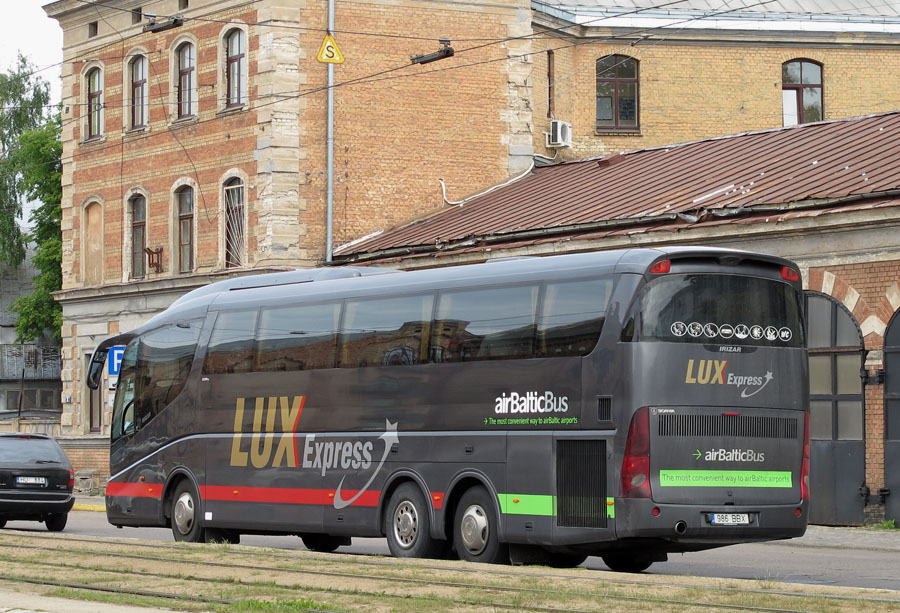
[43,0,900,488]
[336,110,900,525]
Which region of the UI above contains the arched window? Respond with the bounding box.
[225,29,245,107]
[130,56,148,128]
[83,202,103,285]
[224,178,244,268]
[130,195,146,278]
[176,186,194,273]
[596,55,638,131]
[782,59,823,126]
[86,68,103,138]
[176,42,195,118]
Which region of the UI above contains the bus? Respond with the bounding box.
[87,247,809,572]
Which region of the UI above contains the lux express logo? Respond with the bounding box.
[684,360,774,398]
[229,396,397,509]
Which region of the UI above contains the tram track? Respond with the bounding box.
[14,531,900,606]
[2,531,898,612]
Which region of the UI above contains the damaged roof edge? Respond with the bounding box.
[332,190,900,265]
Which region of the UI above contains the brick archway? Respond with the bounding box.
[807,269,882,349]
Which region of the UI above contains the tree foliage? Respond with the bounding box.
[10,116,63,342]
[0,54,51,266]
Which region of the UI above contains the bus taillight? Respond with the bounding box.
[620,406,651,498]
[781,266,800,281]
[801,411,810,501]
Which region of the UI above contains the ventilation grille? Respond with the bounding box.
[556,440,606,528]
[597,396,612,424]
[657,414,798,439]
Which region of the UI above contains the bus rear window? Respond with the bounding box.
[635,274,804,347]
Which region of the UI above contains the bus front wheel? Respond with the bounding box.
[384,482,442,559]
[453,486,508,564]
[170,481,204,543]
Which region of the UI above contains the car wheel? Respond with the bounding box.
[453,485,508,564]
[0,519,6,529]
[45,513,67,532]
[170,480,204,542]
[384,482,442,559]
[601,553,654,573]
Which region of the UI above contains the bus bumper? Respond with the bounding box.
[614,498,808,548]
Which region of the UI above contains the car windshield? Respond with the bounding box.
[0,436,67,465]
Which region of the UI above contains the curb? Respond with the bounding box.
[73,502,105,512]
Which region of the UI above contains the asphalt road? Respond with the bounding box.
[5,509,899,591]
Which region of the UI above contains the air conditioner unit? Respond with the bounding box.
[546,120,572,148]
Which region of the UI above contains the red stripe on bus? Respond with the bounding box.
[106,482,164,499]
[199,485,380,507]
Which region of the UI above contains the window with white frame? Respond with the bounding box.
[782,59,823,127]
[225,29,246,108]
[130,55,148,129]
[176,42,196,119]
[176,186,194,273]
[224,178,245,268]
[86,67,103,138]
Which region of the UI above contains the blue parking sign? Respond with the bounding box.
[108,346,126,376]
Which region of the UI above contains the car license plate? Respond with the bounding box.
[16,476,47,486]
[710,513,749,525]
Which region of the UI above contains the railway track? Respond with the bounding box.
[1,531,897,612]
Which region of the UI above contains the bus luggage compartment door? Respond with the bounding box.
[649,407,802,506]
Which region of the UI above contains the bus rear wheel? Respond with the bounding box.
[453,486,508,564]
[601,553,654,573]
[384,483,442,559]
[302,534,348,553]
[170,481,204,543]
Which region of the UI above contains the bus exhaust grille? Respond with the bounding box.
[657,414,798,439]
[556,440,606,528]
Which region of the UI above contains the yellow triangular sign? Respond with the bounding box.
[317,34,344,64]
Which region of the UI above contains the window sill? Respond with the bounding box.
[170,115,198,127]
[217,104,247,117]
[124,126,149,138]
[595,129,642,137]
[80,135,107,147]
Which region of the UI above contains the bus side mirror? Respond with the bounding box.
[86,351,106,390]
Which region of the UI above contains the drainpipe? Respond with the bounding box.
[325,0,335,262]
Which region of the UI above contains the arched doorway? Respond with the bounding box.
[883,310,900,522]
[806,292,866,525]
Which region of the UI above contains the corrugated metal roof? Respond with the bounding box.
[544,0,900,19]
[335,111,900,261]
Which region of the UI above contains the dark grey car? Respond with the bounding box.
[0,433,75,531]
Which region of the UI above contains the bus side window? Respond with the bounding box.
[340,294,434,368]
[538,278,613,357]
[203,310,258,374]
[256,302,340,371]
[134,321,201,423]
[434,285,538,362]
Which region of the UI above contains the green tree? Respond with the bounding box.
[9,116,62,342]
[0,54,51,266]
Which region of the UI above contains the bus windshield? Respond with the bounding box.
[636,274,804,347]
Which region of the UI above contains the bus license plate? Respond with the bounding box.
[16,476,47,486]
[710,513,749,526]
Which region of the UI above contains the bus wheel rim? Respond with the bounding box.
[393,500,418,548]
[174,492,195,535]
[460,504,488,555]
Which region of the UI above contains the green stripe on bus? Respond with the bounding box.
[498,493,555,516]
[607,497,615,519]
[659,470,793,488]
